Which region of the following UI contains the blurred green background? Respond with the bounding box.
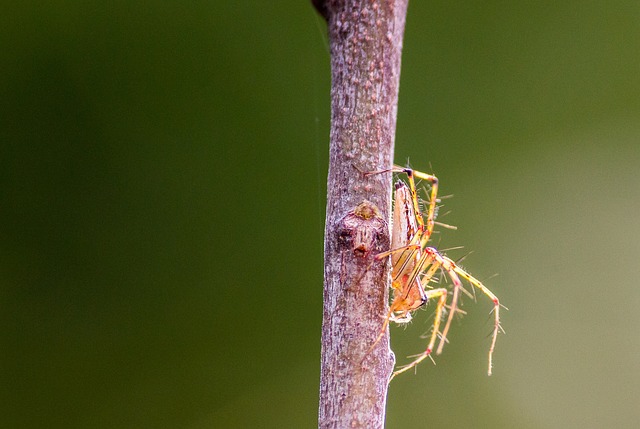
[1,1,639,428]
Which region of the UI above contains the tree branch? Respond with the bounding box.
[316,1,409,428]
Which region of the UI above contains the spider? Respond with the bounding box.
[367,165,503,378]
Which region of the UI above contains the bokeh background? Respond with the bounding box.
[2,1,639,428]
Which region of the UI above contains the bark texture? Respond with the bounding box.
[316,1,409,428]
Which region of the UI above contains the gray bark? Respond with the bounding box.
[315,1,409,428]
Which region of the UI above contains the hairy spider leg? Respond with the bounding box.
[388,286,447,382]
[396,245,502,376]
[397,166,439,242]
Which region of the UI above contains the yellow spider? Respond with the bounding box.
[368,165,503,378]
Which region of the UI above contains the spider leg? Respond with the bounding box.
[449,261,502,376]
[392,165,439,241]
[397,246,502,376]
[429,249,501,375]
[435,262,462,355]
[374,241,422,288]
[365,271,425,358]
[390,287,448,379]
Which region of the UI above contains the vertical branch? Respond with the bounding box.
[315,1,409,428]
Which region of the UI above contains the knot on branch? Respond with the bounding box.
[339,201,387,257]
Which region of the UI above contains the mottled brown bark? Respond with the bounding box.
[315,1,409,428]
